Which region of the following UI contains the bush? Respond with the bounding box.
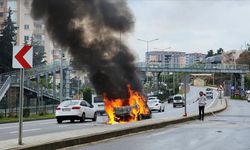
[23,108,30,117]
[0,112,4,119]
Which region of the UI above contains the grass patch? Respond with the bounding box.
[0,114,55,124]
[230,95,245,100]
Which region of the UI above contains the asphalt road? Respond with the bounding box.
[0,86,218,141]
[62,100,250,150]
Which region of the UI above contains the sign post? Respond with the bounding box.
[12,45,33,145]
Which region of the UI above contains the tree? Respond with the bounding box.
[31,38,47,66]
[0,9,18,73]
[82,87,93,105]
[217,48,224,55]
[206,50,214,58]
[237,51,250,65]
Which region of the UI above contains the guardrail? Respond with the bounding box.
[136,62,250,73]
[0,76,11,102]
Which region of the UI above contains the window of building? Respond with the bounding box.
[0,2,4,8]
[24,24,29,30]
[0,12,3,17]
[24,36,29,41]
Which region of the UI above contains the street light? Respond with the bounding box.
[153,47,172,51]
[137,38,159,83]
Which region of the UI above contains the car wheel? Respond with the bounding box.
[162,108,165,112]
[92,112,97,121]
[57,118,62,124]
[158,107,162,112]
[80,113,85,122]
[173,105,176,108]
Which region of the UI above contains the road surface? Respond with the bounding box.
[0,86,217,141]
[62,100,250,150]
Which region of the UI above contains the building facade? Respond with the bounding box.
[146,50,186,66]
[0,0,54,63]
[185,53,206,65]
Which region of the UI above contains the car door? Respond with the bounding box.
[80,101,91,118]
[84,101,95,118]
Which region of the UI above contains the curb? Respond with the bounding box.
[12,99,228,150]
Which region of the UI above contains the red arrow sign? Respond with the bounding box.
[15,45,32,68]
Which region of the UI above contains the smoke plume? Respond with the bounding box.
[31,0,142,99]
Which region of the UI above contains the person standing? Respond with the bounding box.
[193,91,207,121]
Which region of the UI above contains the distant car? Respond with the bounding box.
[56,100,97,123]
[173,94,185,108]
[246,90,250,102]
[147,97,165,112]
[92,95,105,115]
[168,96,174,103]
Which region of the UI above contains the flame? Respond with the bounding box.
[103,85,150,124]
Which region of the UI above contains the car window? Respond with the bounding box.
[60,100,80,106]
[80,101,87,106]
[174,96,182,100]
[94,96,103,103]
[83,100,92,107]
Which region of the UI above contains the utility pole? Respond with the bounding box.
[60,50,64,103]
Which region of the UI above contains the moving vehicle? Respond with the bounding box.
[92,95,105,115]
[173,94,185,108]
[56,100,97,123]
[147,97,165,112]
[206,88,213,99]
[246,90,250,102]
[168,96,174,103]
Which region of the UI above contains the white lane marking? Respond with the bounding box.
[0,125,18,130]
[38,122,55,125]
[9,128,41,134]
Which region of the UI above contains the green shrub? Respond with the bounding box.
[0,112,4,119]
[23,108,30,117]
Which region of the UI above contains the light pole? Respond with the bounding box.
[60,50,64,103]
[137,38,159,83]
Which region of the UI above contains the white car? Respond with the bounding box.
[173,94,185,108]
[92,95,105,115]
[147,97,165,112]
[56,100,97,123]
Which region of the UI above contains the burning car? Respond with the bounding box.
[103,85,151,124]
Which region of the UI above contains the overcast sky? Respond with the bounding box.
[126,0,250,61]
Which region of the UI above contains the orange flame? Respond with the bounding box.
[103,85,150,124]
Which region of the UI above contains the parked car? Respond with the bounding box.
[92,95,105,115]
[56,100,97,123]
[147,97,166,112]
[246,90,250,102]
[168,96,174,103]
[173,94,185,108]
[206,88,213,99]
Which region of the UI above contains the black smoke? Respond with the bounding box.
[31,0,142,99]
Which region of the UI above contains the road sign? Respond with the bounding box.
[12,45,33,69]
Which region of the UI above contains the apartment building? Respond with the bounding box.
[0,0,54,63]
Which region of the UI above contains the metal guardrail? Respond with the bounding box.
[0,76,11,102]
[136,62,250,73]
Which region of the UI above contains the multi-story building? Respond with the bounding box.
[0,0,54,63]
[185,53,206,65]
[0,0,7,30]
[146,50,186,66]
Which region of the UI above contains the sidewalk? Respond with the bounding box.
[0,97,227,150]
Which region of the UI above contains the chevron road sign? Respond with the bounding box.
[12,45,33,69]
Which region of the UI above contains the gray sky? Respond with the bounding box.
[126,0,250,61]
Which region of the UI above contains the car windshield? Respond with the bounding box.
[174,96,182,100]
[94,97,103,103]
[60,100,80,106]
